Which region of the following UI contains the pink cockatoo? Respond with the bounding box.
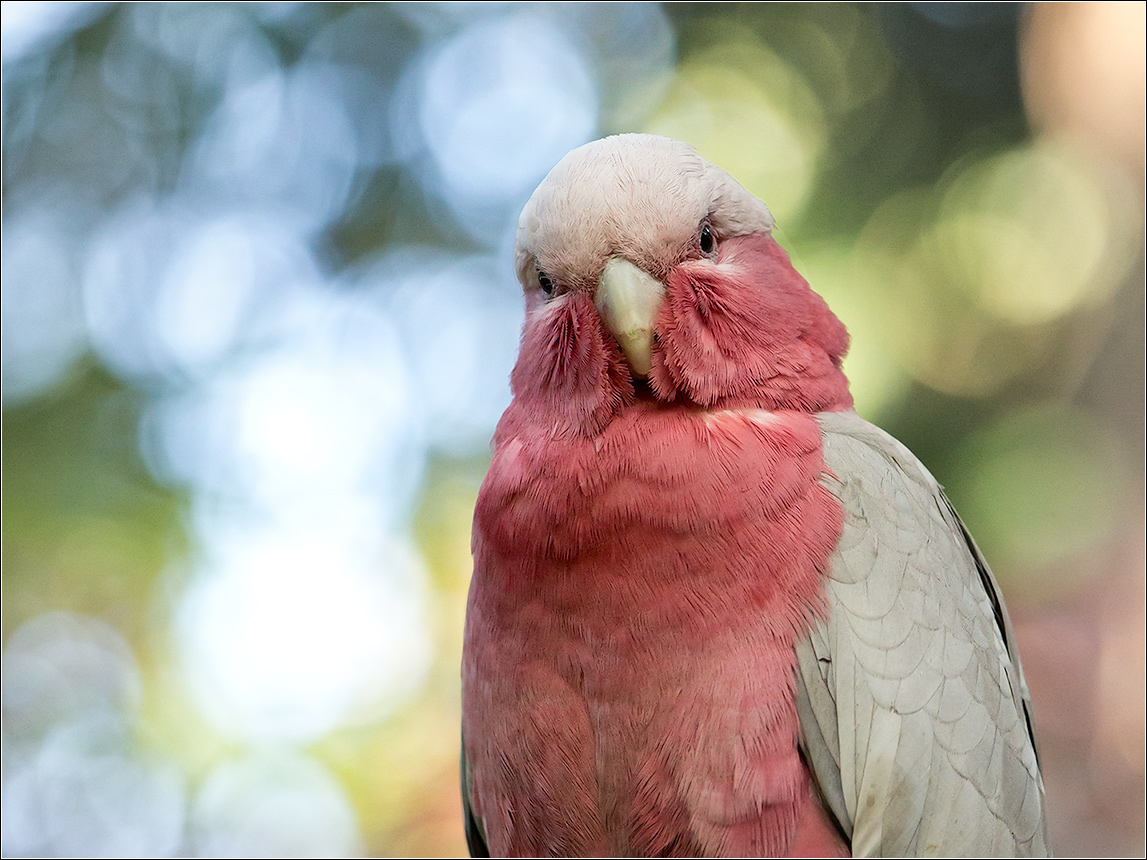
[461,134,1050,858]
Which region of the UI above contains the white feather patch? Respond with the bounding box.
[796,410,1050,857]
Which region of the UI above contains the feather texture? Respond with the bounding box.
[464,404,845,856]
[462,133,1049,858]
[795,410,1049,857]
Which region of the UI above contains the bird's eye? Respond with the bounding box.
[699,224,716,257]
[537,271,555,297]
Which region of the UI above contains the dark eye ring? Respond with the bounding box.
[699,224,716,256]
[537,270,555,296]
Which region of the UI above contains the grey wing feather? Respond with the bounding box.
[796,410,1051,857]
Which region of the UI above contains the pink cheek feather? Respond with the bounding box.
[503,232,849,446]
[649,234,852,414]
[499,290,635,442]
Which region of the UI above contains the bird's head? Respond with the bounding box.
[504,134,852,439]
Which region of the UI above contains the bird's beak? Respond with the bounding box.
[594,257,665,379]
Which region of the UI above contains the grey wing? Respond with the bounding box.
[795,410,1051,857]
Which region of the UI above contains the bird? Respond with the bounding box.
[460,133,1050,858]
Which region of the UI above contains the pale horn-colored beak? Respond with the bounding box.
[594,257,665,379]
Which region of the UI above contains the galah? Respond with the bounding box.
[461,134,1050,858]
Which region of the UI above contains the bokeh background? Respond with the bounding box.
[2,2,1143,856]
